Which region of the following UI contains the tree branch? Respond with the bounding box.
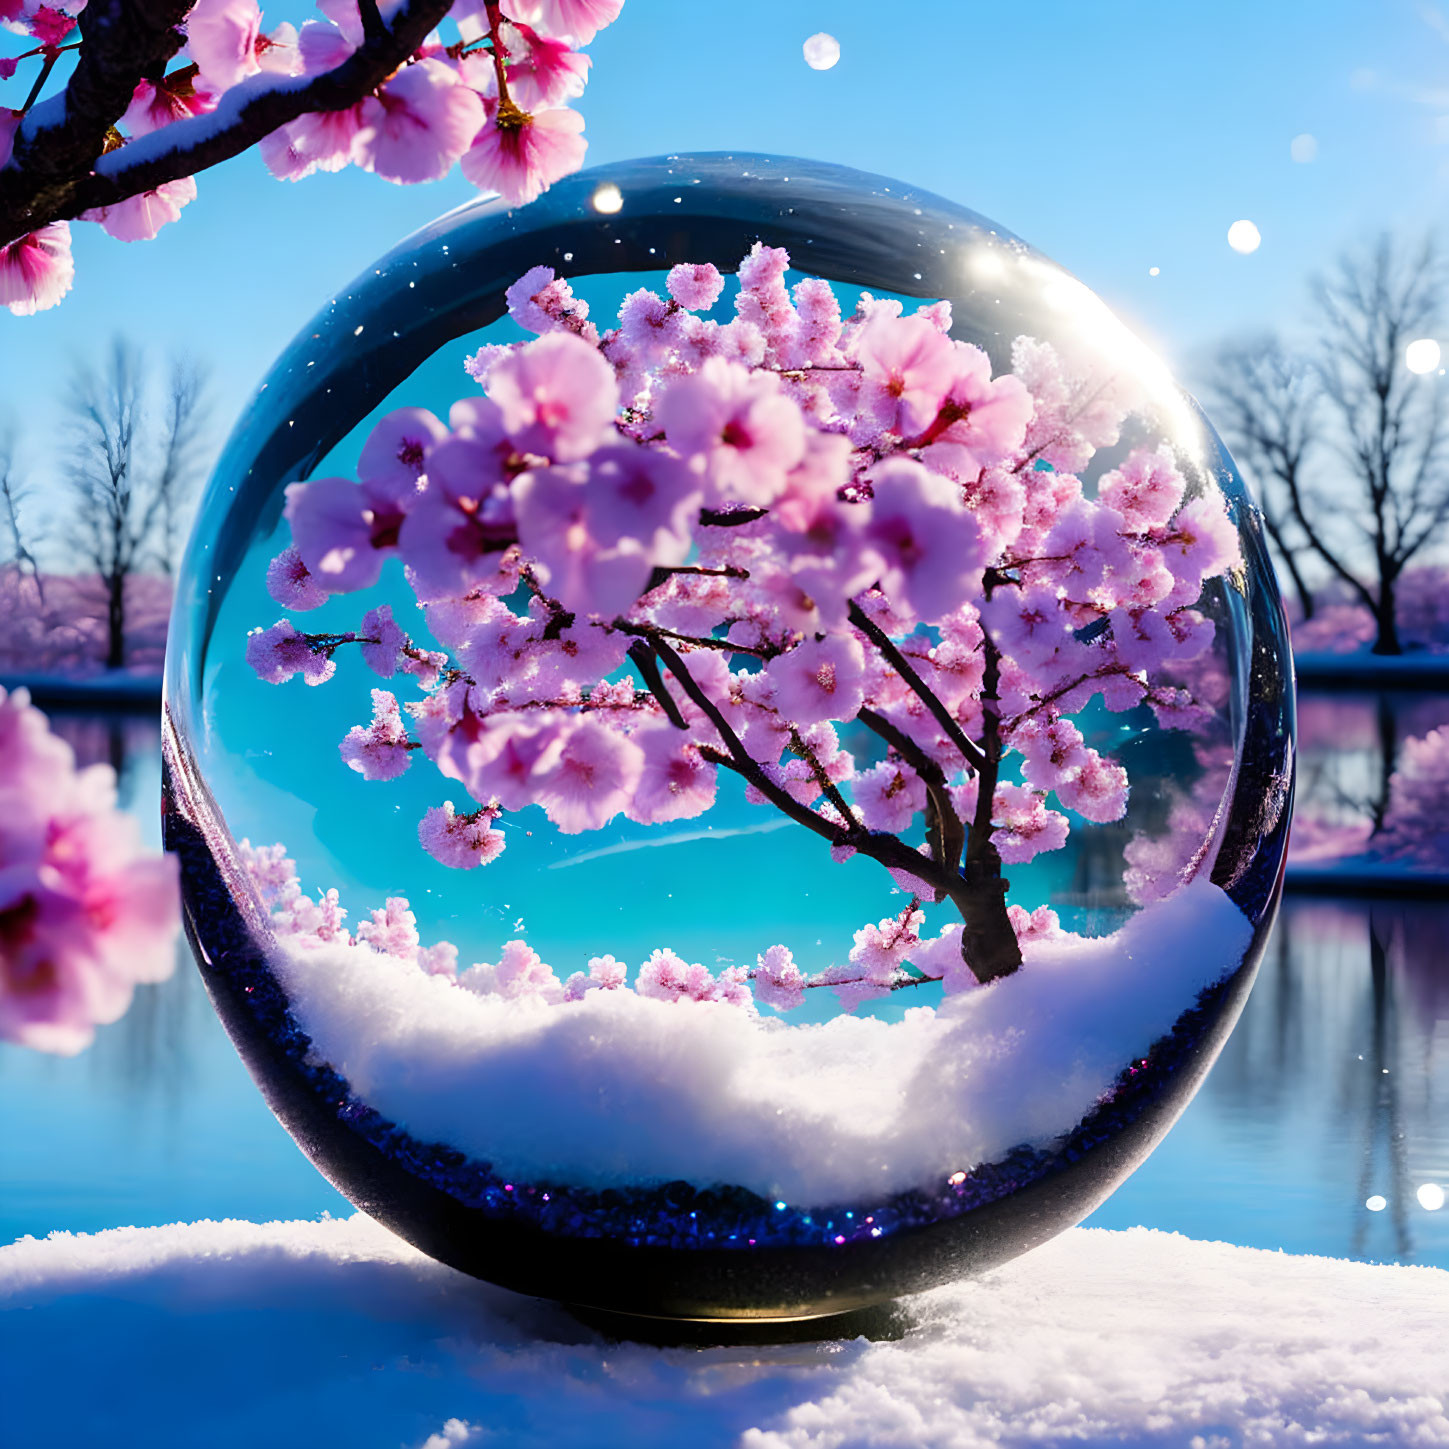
[1,0,453,244]
[847,598,989,775]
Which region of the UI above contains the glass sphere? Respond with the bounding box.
[163,154,1294,1323]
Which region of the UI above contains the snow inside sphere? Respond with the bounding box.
[163,154,1295,1324]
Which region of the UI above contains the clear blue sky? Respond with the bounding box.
[2,0,1446,512]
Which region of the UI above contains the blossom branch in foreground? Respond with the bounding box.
[0,0,622,311]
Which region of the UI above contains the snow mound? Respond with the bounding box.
[274,877,1254,1203]
[3,1214,1447,1448]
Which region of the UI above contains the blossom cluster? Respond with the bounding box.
[249,244,1241,999]
[0,687,179,1053]
[240,840,1071,1012]
[1,0,620,313]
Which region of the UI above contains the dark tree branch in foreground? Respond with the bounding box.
[0,0,453,246]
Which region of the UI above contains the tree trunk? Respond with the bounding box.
[106,571,126,669]
[1371,577,1401,656]
[956,849,1021,983]
[1370,694,1398,835]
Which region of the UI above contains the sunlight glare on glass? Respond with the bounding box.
[1227,220,1262,255]
[1290,133,1318,164]
[1417,1183,1446,1211]
[1405,338,1442,375]
[803,32,840,70]
[1366,1195,1388,1212]
[591,184,624,215]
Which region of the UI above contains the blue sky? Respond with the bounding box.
[2,0,1447,512]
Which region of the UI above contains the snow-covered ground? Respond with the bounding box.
[3,1213,1445,1448]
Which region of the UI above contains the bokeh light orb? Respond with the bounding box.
[1227,220,1262,255]
[163,155,1294,1323]
[802,32,840,70]
[1405,338,1441,375]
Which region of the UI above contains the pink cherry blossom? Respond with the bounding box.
[918,342,1034,474]
[356,896,421,958]
[265,545,330,610]
[865,457,984,621]
[122,76,214,138]
[636,947,728,1004]
[463,939,563,1002]
[655,357,807,507]
[765,633,867,727]
[357,604,408,677]
[625,725,717,824]
[185,0,262,92]
[81,176,197,242]
[1099,445,1186,531]
[503,0,621,45]
[248,242,1249,1008]
[532,717,644,833]
[418,801,507,869]
[1054,749,1129,823]
[852,759,927,832]
[438,709,563,812]
[1162,495,1242,587]
[358,407,448,493]
[284,471,416,594]
[906,924,977,994]
[24,3,73,45]
[667,262,725,312]
[245,621,336,685]
[460,103,587,207]
[499,18,589,110]
[0,688,179,1055]
[845,905,924,988]
[513,461,650,615]
[854,312,956,436]
[0,222,74,316]
[355,60,486,184]
[751,944,806,1011]
[340,689,413,781]
[488,330,619,461]
[261,102,367,180]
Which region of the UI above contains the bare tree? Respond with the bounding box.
[0,426,46,609]
[66,340,209,668]
[1205,337,1319,623]
[1313,237,1449,654]
[1205,235,1449,654]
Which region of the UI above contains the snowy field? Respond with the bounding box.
[3,1213,1446,1448]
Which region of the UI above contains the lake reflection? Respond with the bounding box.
[1088,896,1449,1266]
[3,712,1448,1270]
[1290,689,1449,874]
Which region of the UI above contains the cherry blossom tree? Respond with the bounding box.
[0,0,620,314]
[246,247,1242,1006]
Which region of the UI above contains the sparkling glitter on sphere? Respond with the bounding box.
[163,155,1293,1323]
[803,32,840,69]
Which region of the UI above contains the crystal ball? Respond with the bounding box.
[163,154,1294,1323]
